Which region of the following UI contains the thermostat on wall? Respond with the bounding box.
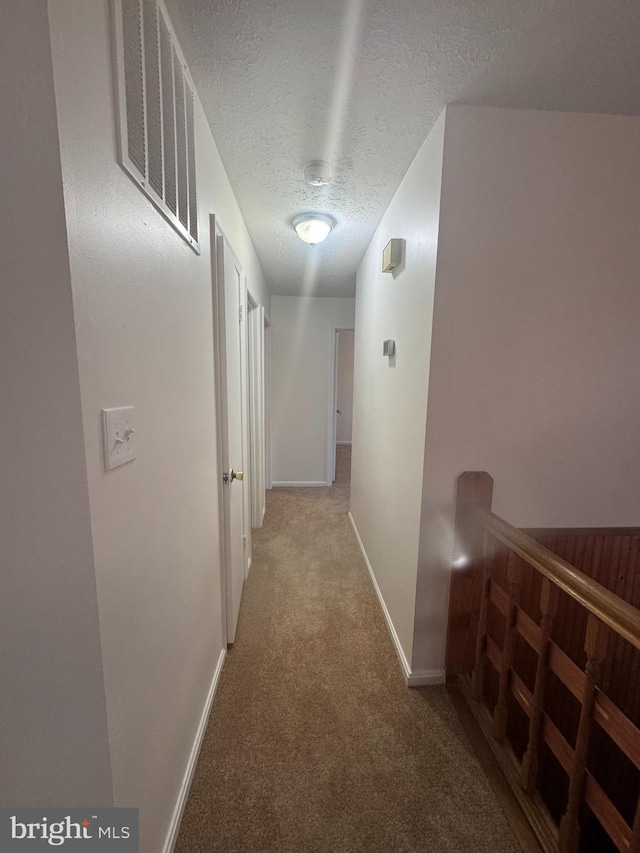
[382,238,404,273]
[383,339,396,357]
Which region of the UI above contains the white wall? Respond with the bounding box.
[336,330,355,443]
[350,113,446,676]
[0,0,112,806]
[271,296,355,485]
[413,105,640,674]
[47,2,269,850]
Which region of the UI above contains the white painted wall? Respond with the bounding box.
[350,113,446,673]
[0,0,112,806]
[336,330,355,443]
[271,296,355,485]
[353,105,640,681]
[413,105,640,674]
[47,2,269,850]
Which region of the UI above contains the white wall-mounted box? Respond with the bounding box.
[382,238,404,273]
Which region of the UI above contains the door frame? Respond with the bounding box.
[239,277,251,577]
[247,292,266,530]
[264,313,272,492]
[326,326,355,485]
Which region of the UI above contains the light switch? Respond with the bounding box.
[102,406,137,471]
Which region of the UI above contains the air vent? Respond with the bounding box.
[159,12,177,215]
[122,0,145,176]
[186,83,198,242]
[143,0,163,198]
[113,0,199,252]
[174,48,188,230]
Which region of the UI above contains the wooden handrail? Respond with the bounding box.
[447,473,640,853]
[472,505,640,652]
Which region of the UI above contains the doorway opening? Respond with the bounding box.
[328,327,355,485]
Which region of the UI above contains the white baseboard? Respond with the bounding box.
[163,647,226,853]
[262,505,266,523]
[336,440,352,445]
[348,512,445,688]
[407,669,446,686]
[272,481,326,487]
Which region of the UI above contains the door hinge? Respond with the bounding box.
[242,534,247,549]
[239,304,244,323]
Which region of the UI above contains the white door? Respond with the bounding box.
[218,236,246,642]
[248,301,265,529]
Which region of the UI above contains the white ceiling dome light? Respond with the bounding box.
[292,213,335,246]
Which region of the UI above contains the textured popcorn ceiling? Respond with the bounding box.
[169,0,640,296]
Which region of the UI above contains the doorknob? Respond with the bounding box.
[230,469,244,481]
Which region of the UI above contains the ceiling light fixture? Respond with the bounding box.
[292,213,335,246]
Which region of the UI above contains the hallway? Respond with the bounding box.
[175,447,519,852]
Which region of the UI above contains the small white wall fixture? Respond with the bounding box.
[382,238,404,273]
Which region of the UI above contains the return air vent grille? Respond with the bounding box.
[122,0,145,176]
[186,85,198,241]
[114,0,199,252]
[174,47,188,230]
[159,13,176,216]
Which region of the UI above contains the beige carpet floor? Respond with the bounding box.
[175,446,520,852]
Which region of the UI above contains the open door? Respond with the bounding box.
[213,227,247,643]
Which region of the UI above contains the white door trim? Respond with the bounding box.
[326,326,354,485]
[264,317,272,494]
[239,276,251,578]
[209,215,228,646]
[247,295,265,531]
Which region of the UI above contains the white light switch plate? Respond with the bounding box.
[102,406,137,471]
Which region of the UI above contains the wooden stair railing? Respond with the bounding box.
[447,472,640,853]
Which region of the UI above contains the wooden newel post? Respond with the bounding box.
[558,613,609,853]
[446,472,494,681]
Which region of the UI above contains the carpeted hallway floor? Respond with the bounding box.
[175,446,520,853]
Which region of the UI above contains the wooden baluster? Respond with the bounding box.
[493,551,522,741]
[558,614,609,853]
[629,792,640,853]
[471,532,492,700]
[522,577,559,793]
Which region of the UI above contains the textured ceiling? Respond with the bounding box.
[168,0,640,297]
